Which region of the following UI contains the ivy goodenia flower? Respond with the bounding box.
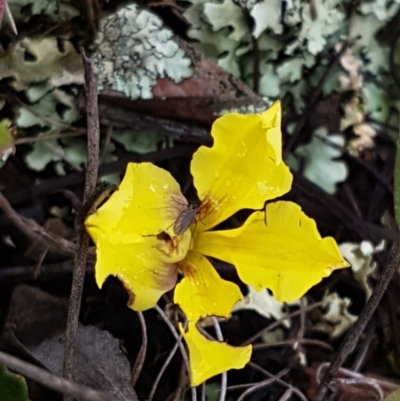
[85,102,348,386]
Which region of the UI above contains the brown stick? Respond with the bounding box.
[131,312,147,386]
[62,50,100,398]
[0,351,122,401]
[0,192,76,254]
[314,235,400,401]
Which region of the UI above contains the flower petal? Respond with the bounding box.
[259,101,283,164]
[86,162,190,238]
[194,201,349,302]
[175,251,242,322]
[85,162,192,311]
[191,102,292,230]
[181,322,252,387]
[91,236,179,311]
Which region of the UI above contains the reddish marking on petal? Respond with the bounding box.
[197,193,227,222]
[179,260,196,279]
[197,197,214,220]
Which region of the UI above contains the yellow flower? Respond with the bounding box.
[85,102,349,386]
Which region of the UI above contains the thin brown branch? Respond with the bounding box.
[15,131,85,146]
[154,305,196,401]
[249,363,307,401]
[63,50,100,398]
[97,99,211,146]
[211,317,227,401]
[146,334,181,401]
[241,301,323,346]
[0,351,122,401]
[316,363,400,393]
[0,192,76,254]
[0,261,94,283]
[131,312,147,386]
[236,378,275,401]
[314,235,400,401]
[330,378,383,400]
[252,338,333,351]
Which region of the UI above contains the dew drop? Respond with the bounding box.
[213,171,221,180]
[238,142,247,158]
[224,179,231,187]
[257,181,268,194]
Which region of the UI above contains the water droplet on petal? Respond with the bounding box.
[238,142,247,158]
[224,179,231,187]
[213,171,221,180]
[257,181,268,194]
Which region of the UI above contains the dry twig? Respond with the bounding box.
[154,305,197,401]
[131,312,148,386]
[241,301,323,346]
[62,50,100,399]
[211,316,227,401]
[0,351,122,401]
[0,192,76,254]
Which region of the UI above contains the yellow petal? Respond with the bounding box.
[91,235,179,311]
[181,322,252,387]
[175,251,242,322]
[85,162,191,238]
[85,162,192,311]
[194,201,349,302]
[191,102,292,230]
[259,101,283,164]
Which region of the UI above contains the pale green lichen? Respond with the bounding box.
[289,127,348,194]
[94,4,193,100]
[0,37,83,91]
[8,0,78,21]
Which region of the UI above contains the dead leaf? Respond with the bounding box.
[30,325,138,401]
[4,284,68,347]
[0,38,83,90]
[3,285,137,401]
